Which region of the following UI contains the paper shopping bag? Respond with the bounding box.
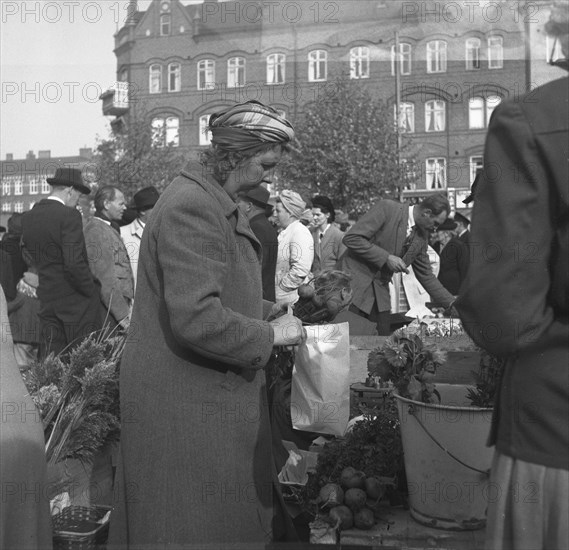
[290,322,350,436]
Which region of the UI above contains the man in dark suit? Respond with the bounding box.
[21,167,102,357]
[434,218,469,295]
[453,212,470,247]
[237,185,278,301]
[457,4,568,546]
[338,194,455,335]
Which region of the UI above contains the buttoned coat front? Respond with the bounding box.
[83,217,134,324]
[109,164,276,547]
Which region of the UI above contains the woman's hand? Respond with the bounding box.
[271,313,307,347]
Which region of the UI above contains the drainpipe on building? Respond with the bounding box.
[292,24,298,120]
[524,0,532,93]
[394,31,402,201]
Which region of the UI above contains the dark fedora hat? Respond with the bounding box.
[454,212,471,226]
[436,218,457,231]
[46,167,91,195]
[243,185,271,208]
[131,186,160,210]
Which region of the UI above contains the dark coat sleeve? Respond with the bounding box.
[62,209,98,298]
[456,97,565,356]
[342,201,391,268]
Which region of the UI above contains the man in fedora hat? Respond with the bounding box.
[120,186,160,290]
[237,185,278,301]
[453,211,471,248]
[21,167,102,357]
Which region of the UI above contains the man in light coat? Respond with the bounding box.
[84,186,134,329]
[120,186,159,291]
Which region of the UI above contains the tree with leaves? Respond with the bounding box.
[91,103,186,200]
[278,78,413,218]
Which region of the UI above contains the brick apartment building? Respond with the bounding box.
[99,0,565,212]
[0,149,95,228]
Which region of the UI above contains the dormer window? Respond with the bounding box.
[160,14,171,36]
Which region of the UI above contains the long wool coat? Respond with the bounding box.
[109,164,276,547]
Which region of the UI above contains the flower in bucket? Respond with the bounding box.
[368,325,447,404]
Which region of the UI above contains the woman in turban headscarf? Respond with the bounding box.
[110,101,305,547]
[274,190,314,305]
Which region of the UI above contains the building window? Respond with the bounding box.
[425,100,446,132]
[227,57,245,88]
[395,102,415,133]
[29,177,38,194]
[29,201,35,209]
[160,14,171,36]
[426,158,446,189]
[14,179,23,195]
[350,46,370,79]
[469,96,501,128]
[41,179,50,194]
[267,53,285,84]
[2,202,11,212]
[120,68,128,82]
[149,64,161,94]
[391,43,411,75]
[197,59,215,90]
[426,40,447,73]
[168,63,181,92]
[488,36,503,68]
[199,115,212,146]
[308,50,327,82]
[470,156,484,184]
[2,180,10,196]
[468,97,485,128]
[13,201,24,213]
[152,116,179,147]
[465,38,481,70]
[400,159,418,190]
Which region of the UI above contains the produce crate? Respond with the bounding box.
[350,383,392,412]
[52,505,112,550]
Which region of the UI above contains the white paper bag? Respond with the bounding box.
[290,322,350,436]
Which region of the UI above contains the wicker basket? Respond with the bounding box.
[52,505,112,550]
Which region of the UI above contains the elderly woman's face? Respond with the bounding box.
[226,147,283,194]
[275,202,292,229]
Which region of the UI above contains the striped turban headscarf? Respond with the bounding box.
[208,100,295,152]
[279,190,306,220]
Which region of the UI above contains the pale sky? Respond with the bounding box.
[0,0,199,160]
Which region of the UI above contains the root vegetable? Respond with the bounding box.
[318,483,344,509]
[354,508,375,530]
[344,488,367,511]
[329,505,354,530]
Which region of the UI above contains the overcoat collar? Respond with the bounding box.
[180,161,261,254]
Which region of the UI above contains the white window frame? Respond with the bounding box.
[160,14,171,36]
[391,43,411,75]
[197,59,215,90]
[199,115,212,146]
[13,201,24,213]
[14,179,23,195]
[168,62,181,92]
[165,117,179,146]
[308,50,327,82]
[41,180,50,194]
[395,102,415,133]
[426,158,447,189]
[2,180,11,196]
[465,38,481,70]
[266,53,285,85]
[2,201,11,212]
[227,57,246,88]
[426,40,447,73]
[468,97,485,129]
[29,177,38,194]
[149,64,161,94]
[469,156,484,184]
[425,100,446,132]
[488,36,503,69]
[350,46,370,79]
